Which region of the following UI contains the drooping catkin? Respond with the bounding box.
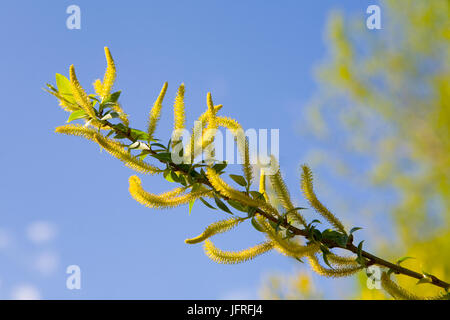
[256,216,319,258]
[300,165,346,233]
[203,239,274,264]
[129,175,212,209]
[205,167,279,217]
[307,253,362,277]
[270,157,307,227]
[379,272,445,300]
[185,217,244,244]
[93,134,161,174]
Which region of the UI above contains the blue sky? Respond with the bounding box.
[0,0,382,299]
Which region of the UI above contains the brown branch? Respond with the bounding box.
[103,119,450,291]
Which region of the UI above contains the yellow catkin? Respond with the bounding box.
[203,239,274,264]
[259,169,269,202]
[300,165,346,233]
[148,82,168,140]
[205,168,279,217]
[46,89,80,112]
[307,253,362,277]
[55,124,98,140]
[185,217,244,244]
[269,157,307,227]
[256,216,319,258]
[93,79,104,97]
[215,116,253,186]
[173,84,186,132]
[101,47,116,98]
[69,65,96,119]
[93,134,161,174]
[201,92,219,150]
[327,253,359,267]
[379,272,446,300]
[128,176,211,209]
[183,104,223,161]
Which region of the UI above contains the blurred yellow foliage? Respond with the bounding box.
[263,0,450,299]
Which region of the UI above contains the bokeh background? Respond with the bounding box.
[0,0,448,299]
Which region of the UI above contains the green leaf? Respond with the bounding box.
[103,91,121,104]
[396,256,415,265]
[283,207,307,216]
[357,240,364,258]
[188,199,195,215]
[214,195,233,214]
[151,143,167,150]
[249,191,266,202]
[130,129,150,141]
[152,152,172,162]
[320,245,333,268]
[307,219,322,229]
[46,83,57,92]
[251,217,264,232]
[213,162,227,173]
[227,199,247,212]
[355,241,367,267]
[55,73,76,103]
[67,110,88,123]
[349,227,363,235]
[229,174,247,187]
[311,228,322,242]
[199,197,217,210]
[295,257,304,263]
[247,206,257,218]
[163,170,176,183]
[170,170,180,183]
[416,276,432,285]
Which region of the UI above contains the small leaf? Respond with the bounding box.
[151,143,167,150]
[103,91,121,104]
[247,206,257,218]
[227,199,247,212]
[349,227,363,235]
[213,162,227,173]
[249,191,265,201]
[396,256,415,266]
[320,245,333,269]
[188,199,195,215]
[152,152,172,162]
[214,195,233,215]
[357,241,364,255]
[56,73,76,103]
[416,276,432,285]
[283,207,307,216]
[251,217,264,232]
[199,197,216,210]
[311,229,322,242]
[130,129,150,141]
[163,170,176,183]
[229,174,247,187]
[67,110,88,123]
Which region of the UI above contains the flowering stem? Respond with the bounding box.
[102,119,449,291]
